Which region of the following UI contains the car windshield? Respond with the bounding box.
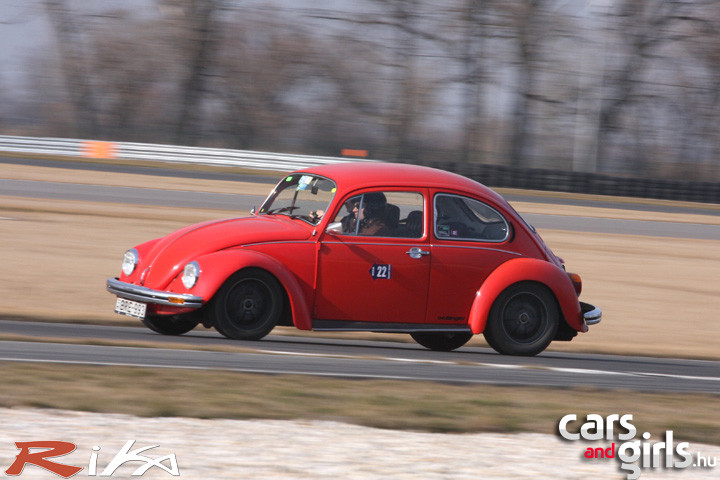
[258,174,337,226]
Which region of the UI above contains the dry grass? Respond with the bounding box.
[1,362,718,445]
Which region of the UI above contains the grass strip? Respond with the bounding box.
[1,362,718,445]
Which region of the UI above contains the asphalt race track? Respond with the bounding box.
[1,320,719,394]
[2,156,720,394]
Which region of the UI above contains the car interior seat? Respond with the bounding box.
[405,210,423,238]
[384,204,400,232]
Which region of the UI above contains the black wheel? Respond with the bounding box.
[142,314,199,335]
[483,283,559,356]
[211,269,283,341]
[410,332,473,351]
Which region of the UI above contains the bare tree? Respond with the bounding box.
[496,0,553,168]
[453,0,491,163]
[212,11,392,154]
[43,0,98,137]
[385,0,420,160]
[85,19,177,142]
[168,0,224,145]
[675,2,720,178]
[310,0,447,161]
[594,0,715,173]
[5,0,719,181]
[0,81,5,131]
[213,15,313,149]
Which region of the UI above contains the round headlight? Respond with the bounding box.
[122,249,139,276]
[182,261,200,289]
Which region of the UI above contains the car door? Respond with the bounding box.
[314,189,430,324]
[425,192,519,324]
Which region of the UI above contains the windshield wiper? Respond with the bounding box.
[266,206,299,215]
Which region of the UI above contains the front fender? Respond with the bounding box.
[168,248,312,331]
[468,257,585,334]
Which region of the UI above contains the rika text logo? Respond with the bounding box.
[5,440,179,477]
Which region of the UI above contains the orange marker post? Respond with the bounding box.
[341,149,369,158]
[82,141,117,159]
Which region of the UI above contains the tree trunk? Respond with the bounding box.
[174,0,220,145]
[44,0,98,137]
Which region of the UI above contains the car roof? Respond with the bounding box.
[298,162,506,204]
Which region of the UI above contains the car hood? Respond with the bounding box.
[140,215,312,288]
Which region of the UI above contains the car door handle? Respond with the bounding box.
[405,247,430,259]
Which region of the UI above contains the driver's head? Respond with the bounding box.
[345,197,360,213]
[362,192,387,220]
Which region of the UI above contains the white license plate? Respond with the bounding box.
[115,298,147,319]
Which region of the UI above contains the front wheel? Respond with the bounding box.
[483,283,559,356]
[211,269,283,341]
[410,332,473,351]
[142,313,199,335]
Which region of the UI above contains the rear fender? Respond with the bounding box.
[168,249,312,330]
[468,258,585,334]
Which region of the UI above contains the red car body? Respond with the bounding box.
[107,163,600,355]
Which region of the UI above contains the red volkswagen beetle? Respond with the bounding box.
[107,163,601,356]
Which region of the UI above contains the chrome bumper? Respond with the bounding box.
[581,302,602,326]
[106,278,204,308]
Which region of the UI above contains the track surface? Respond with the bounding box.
[1,320,719,393]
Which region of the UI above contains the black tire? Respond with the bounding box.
[211,269,283,341]
[410,332,473,351]
[142,314,199,335]
[483,283,559,356]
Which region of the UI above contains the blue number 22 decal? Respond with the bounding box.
[370,263,392,280]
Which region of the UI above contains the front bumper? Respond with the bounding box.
[106,278,204,308]
[581,302,602,326]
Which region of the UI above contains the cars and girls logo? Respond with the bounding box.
[559,413,717,479]
[4,440,179,477]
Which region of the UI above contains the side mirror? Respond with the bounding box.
[325,222,343,235]
[250,207,256,215]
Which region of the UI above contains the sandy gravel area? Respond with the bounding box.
[1,408,718,480]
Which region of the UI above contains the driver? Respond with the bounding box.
[340,196,361,233]
[358,192,390,236]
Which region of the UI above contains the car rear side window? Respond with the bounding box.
[434,194,509,242]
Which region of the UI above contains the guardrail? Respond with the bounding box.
[0,135,82,158]
[0,135,377,171]
[1,134,719,204]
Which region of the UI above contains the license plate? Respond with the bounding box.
[115,298,147,319]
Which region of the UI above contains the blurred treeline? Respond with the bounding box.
[2,0,720,180]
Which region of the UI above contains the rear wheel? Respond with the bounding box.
[142,314,199,335]
[211,269,283,341]
[483,283,559,356]
[410,332,473,351]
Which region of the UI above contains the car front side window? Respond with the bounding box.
[434,194,509,242]
[328,191,425,238]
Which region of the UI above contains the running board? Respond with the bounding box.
[312,320,473,334]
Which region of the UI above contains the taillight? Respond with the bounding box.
[568,273,582,296]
